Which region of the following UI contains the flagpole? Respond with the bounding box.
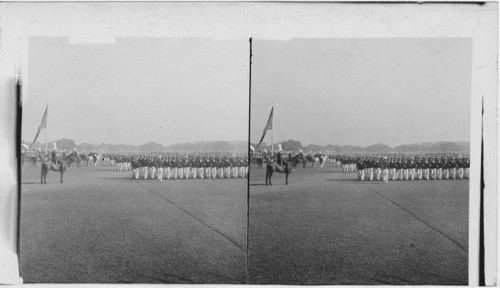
[45,103,48,154]
[271,102,275,154]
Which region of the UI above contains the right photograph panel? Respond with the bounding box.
[248,38,471,285]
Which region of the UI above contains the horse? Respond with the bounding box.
[30,155,41,167]
[304,155,320,168]
[93,154,102,167]
[65,154,81,168]
[84,154,101,167]
[81,154,93,166]
[287,154,304,169]
[317,155,328,168]
[76,154,89,168]
[254,156,265,169]
[265,154,301,186]
[69,155,83,168]
[40,155,71,184]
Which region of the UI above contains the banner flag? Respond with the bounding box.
[30,105,47,149]
[256,107,273,149]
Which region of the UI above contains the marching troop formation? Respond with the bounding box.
[251,147,470,183]
[23,148,249,181]
[26,145,469,184]
[331,154,470,183]
[106,152,249,181]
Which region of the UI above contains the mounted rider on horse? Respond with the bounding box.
[41,142,68,184]
[265,144,294,186]
[51,143,63,171]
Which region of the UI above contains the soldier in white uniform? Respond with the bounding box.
[381,157,389,184]
[156,156,163,182]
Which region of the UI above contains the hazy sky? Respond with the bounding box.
[251,38,472,147]
[24,37,249,146]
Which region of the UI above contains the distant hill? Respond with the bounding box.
[23,138,469,154]
[23,139,248,153]
[251,140,470,154]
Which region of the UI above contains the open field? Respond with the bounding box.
[248,161,468,285]
[20,160,469,284]
[20,163,247,283]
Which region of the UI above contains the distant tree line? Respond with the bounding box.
[23,138,248,153]
[252,139,470,154]
[23,138,469,154]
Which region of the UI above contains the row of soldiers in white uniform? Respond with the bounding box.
[104,152,248,181]
[331,154,470,182]
[108,153,133,171]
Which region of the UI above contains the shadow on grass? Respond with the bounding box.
[22,181,43,185]
[99,177,250,182]
[324,179,388,184]
[99,177,138,181]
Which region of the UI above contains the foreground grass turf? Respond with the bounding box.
[21,162,468,284]
[20,164,247,283]
[248,162,468,285]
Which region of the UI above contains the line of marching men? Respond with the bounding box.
[331,154,470,183]
[104,152,248,181]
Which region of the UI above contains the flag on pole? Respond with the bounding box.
[30,105,48,148]
[255,107,273,148]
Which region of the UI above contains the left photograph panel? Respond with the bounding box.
[20,37,249,283]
